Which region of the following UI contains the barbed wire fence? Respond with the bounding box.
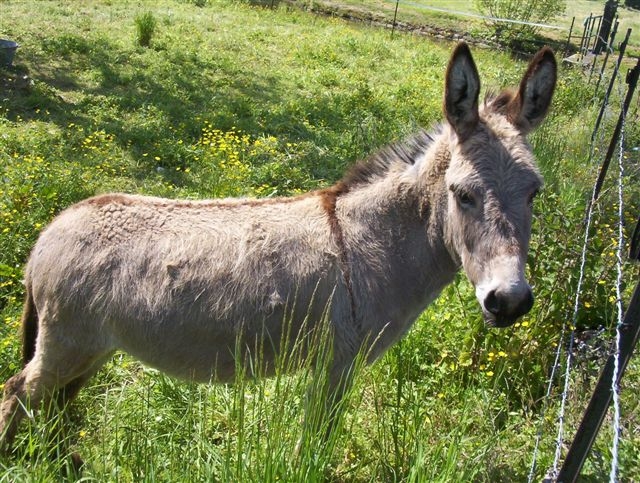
[524,36,640,483]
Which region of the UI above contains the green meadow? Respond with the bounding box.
[1,0,639,481]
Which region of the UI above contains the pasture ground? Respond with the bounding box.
[1,0,639,481]
[294,0,640,53]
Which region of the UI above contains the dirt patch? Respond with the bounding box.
[0,68,32,98]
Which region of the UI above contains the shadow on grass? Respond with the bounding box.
[3,34,279,138]
[1,29,394,188]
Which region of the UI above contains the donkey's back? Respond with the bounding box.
[23,192,344,382]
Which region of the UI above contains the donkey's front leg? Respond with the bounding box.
[295,349,357,458]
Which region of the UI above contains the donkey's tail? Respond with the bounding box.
[21,279,38,367]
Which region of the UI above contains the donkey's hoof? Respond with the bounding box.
[62,452,85,478]
[0,435,15,457]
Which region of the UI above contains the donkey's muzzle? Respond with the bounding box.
[483,287,534,328]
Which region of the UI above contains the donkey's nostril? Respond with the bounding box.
[520,289,534,316]
[484,290,502,316]
[484,288,534,319]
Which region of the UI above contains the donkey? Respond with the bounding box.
[0,42,556,452]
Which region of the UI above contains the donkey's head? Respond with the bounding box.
[442,43,556,328]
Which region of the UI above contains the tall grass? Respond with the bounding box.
[2,311,372,481]
[135,12,157,47]
[1,0,639,481]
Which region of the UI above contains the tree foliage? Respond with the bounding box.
[474,0,566,41]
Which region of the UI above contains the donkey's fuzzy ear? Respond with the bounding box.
[508,47,557,134]
[444,42,481,141]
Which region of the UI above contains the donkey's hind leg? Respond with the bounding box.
[55,355,112,411]
[0,370,29,451]
[0,336,110,453]
[0,354,62,451]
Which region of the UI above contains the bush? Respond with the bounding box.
[135,11,157,47]
[474,0,566,42]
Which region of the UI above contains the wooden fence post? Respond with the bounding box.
[595,0,618,54]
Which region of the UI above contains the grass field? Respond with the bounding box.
[300,0,640,52]
[1,0,639,481]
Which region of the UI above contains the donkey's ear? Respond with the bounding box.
[444,42,480,141]
[508,47,557,134]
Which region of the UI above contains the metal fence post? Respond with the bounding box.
[579,14,592,59]
[391,0,400,38]
[593,54,639,201]
[591,28,631,143]
[556,259,640,482]
[594,19,619,96]
[564,17,576,57]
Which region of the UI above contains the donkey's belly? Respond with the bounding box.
[111,307,309,384]
[101,260,341,382]
[117,325,276,383]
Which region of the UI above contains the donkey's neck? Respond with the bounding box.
[337,132,453,256]
[332,133,457,340]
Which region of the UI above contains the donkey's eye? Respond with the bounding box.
[456,190,476,209]
[449,184,478,210]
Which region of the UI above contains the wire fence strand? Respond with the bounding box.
[608,60,630,483]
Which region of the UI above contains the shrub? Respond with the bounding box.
[135,11,157,47]
[474,0,566,42]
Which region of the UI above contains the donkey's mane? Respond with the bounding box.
[337,128,438,190]
[483,88,518,116]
